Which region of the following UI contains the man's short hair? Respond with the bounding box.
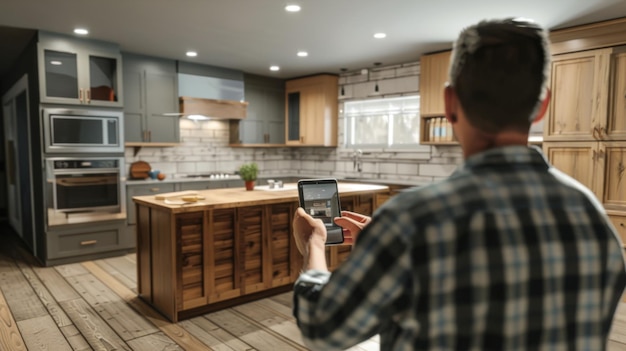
[448,18,551,133]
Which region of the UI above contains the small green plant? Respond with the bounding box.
[238,162,258,181]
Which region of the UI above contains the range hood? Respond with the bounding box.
[179,96,248,120]
[173,63,248,120]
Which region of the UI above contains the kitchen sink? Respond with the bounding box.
[255,184,298,191]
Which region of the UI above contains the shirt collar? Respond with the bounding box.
[459,145,549,172]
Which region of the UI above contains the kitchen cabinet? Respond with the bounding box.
[229,74,285,146]
[418,50,457,145]
[544,142,626,213]
[133,183,388,321]
[37,31,123,107]
[285,74,338,146]
[543,45,626,218]
[126,182,176,225]
[544,47,626,142]
[123,53,179,145]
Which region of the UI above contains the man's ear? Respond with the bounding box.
[532,89,551,124]
[444,84,458,123]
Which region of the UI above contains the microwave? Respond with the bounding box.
[42,108,124,154]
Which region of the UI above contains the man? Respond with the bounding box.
[292,18,626,350]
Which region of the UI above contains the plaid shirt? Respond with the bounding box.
[293,146,626,350]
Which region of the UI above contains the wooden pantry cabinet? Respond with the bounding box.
[543,45,626,217]
[285,74,338,146]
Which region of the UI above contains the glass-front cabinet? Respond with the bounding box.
[38,31,123,107]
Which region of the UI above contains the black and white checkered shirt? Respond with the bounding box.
[294,145,626,350]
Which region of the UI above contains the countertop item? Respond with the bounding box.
[129,161,151,180]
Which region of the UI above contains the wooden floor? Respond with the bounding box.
[0,226,625,351]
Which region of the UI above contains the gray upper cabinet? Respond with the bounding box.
[123,53,179,144]
[230,73,285,146]
[37,31,123,107]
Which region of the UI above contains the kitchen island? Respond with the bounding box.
[132,182,389,322]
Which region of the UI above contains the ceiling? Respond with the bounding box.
[1,0,626,80]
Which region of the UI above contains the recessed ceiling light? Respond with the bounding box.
[270,65,280,71]
[74,28,89,35]
[186,51,198,57]
[373,32,387,39]
[285,4,301,12]
[50,60,63,66]
[297,51,308,57]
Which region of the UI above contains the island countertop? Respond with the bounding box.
[132,182,389,213]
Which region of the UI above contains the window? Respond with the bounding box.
[344,95,420,148]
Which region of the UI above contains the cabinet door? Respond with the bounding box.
[545,49,611,141]
[208,209,241,303]
[238,206,268,294]
[40,48,80,102]
[608,51,626,140]
[145,72,179,143]
[267,203,297,287]
[286,91,301,144]
[265,87,286,144]
[608,214,626,248]
[123,69,145,142]
[596,143,626,212]
[419,50,451,116]
[543,142,599,197]
[176,213,209,310]
[86,51,123,107]
[239,119,265,144]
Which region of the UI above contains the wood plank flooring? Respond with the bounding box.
[0,227,625,350]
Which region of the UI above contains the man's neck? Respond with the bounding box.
[462,130,529,159]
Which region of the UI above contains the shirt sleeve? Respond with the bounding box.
[292,207,413,350]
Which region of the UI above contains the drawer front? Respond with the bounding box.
[48,228,121,259]
[609,214,626,248]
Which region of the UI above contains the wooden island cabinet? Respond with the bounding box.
[132,182,388,321]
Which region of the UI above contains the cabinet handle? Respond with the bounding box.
[150,188,160,192]
[79,89,83,103]
[80,240,97,246]
[86,89,91,103]
[300,136,304,143]
[148,130,152,141]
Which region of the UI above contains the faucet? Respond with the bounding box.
[352,149,363,173]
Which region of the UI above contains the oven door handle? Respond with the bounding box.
[57,177,114,186]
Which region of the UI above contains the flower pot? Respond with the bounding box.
[244,180,255,191]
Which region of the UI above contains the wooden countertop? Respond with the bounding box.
[132,182,389,214]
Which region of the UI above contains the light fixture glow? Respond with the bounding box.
[297,51,308,57]
[270,65,280,71]
[373,32,387,39]
[285,4,301,12]
[186,51,198,57]
[74,28,89,35]
[50,60,63,66]
[187,114,209,121]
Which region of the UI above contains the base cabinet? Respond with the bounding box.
[136,192,383,321]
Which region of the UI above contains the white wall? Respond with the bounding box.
[125,60,462,185]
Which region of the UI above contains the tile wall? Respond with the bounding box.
[125,60,462,186]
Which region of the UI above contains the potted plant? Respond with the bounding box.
[239,162,258,191]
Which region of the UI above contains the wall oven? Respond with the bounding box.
[45,157,126,226]
[42,108,124,153]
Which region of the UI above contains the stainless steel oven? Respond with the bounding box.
[45,157,126,226]
[42,108,124,153]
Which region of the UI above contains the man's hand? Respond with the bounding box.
[334,210,372,245]
[293,207,328,271]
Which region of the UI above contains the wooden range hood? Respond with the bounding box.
[179,96,248,120]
